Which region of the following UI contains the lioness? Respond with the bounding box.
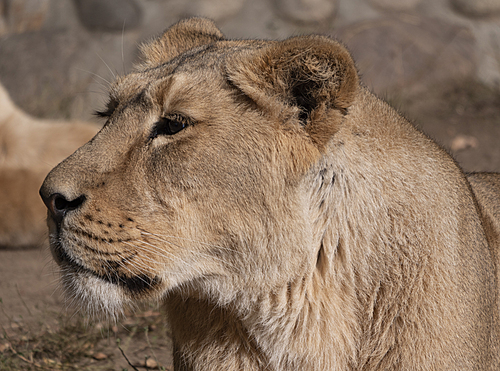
[40,18,500,370]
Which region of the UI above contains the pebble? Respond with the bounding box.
[0,343,10,352]
[145,357,158,369]
[92,352,108,360]
[451,135,478,152]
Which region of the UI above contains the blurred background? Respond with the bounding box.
[0,0,499,369]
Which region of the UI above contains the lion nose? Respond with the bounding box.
[40,192,86,224]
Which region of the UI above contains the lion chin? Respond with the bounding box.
[61,269,128,321]
[48,224,170,320]
[40,17,500,371]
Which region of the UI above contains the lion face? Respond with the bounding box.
[40,18,358,318]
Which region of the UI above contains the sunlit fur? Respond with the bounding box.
[40,18,500,370]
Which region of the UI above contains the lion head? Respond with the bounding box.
[39,17,358,317]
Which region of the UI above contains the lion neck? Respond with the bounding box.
[167,270,359,371]
[166,164,361,370]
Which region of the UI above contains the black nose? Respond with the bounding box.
[40,192,86,224]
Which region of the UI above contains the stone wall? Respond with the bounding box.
[0,0,499,121]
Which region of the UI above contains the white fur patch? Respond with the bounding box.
[60,268,132,322]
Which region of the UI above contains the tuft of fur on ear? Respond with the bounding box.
[227,36,358,149]
[138,17,225,69]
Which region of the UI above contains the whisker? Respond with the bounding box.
[121,240,177,263]
[123,240,200,276]
[139,229,245,256]
[104,242,153,288]
[141,234,239,272]
[125,240,204,277]
[121,19,126,74]
[75,67,112,86]
[96,52,116,79]
[136,237,214,270]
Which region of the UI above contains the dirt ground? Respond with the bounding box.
[1,58,500,371]
[0,249,174,370]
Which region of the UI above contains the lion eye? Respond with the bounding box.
[95,98,118,118]
[150,114,190,139]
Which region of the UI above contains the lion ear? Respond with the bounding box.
[227,36,359,149]
[138,17,225,68]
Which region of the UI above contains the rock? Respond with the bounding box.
[452,0,500,17]
[0,27,139,120]
[0,0,50,36]
[73,0,142,32]
[184,0,246,22]
[335,16,476,95]
[368,0,422,11]
[275,0,337,23]
[0,30,92,118]
[474,25,500,90]
[0,12,6,36]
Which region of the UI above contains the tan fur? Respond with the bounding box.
[0,83,99,248]
[40,18,500,370]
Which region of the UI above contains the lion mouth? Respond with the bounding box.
[50,233,161,296]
